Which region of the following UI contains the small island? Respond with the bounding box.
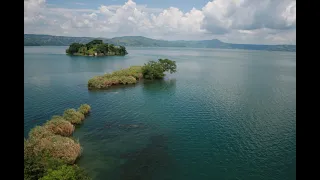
[88,59,177,89]
[24,104,92,180]
[66,40,128,56]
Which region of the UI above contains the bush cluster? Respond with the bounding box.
[141,59,177,80]
[24,104,92,180]
[87,59,177,89]
[88,66,143,89]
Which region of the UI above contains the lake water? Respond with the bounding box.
[24,46,296,180]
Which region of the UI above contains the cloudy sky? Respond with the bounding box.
[24,0,296,45]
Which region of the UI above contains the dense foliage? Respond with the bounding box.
[87,59,177,89]
[142,59,177,80]
[26,134,82,164]
[24,104,92,180]
[24,148,64,180]
[66,40,128,56]
[39,165,90,180]
[63,109,85,124]
[78,104,91,115]
[44,116,74,136]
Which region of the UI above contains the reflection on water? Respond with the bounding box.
[87,83,139,93]
[142,79,176,94]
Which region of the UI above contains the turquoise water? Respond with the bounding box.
[24,46,296,180]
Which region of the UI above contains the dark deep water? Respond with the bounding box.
[24,46,296,180]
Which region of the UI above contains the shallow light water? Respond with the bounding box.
[24,46,296,180]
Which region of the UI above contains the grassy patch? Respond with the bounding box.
[63,109,85,124]
[25,135,82,164]
[88,66,142,89]
[87,59,177,89]
[29,126,54,140]
[44,117,74,136]
[78,104,91,115]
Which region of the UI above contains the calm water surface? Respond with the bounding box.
[24,46,296,180]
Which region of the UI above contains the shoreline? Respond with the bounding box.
[66,54,126,57]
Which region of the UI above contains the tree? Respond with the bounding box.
[39,165,77,180]
[95,44,105,54]
[24,153,46,180]
[67,43,84,54]
[119,46,128,55]
[85,40,103,50]
[95,44,109,54]
[109,44,115,53]
[158,59,177,73]
[104,43,109,54]
[141,59,176,80]
[78,46,87,55]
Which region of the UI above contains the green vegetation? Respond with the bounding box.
[24,104,92,180]
[142,59,177,80]
[78,104,91,116]
[25,134,81,164]
[24,146,64,180]
[88,66,143,89]
[87,59,177,89]
[39,165,90,180]
[28,126,54,140]
[66,40,128,56]
[44,116,74,136]
[63,109,85,124]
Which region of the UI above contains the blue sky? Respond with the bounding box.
[25,0,296,45]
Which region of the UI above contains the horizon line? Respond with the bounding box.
[24,33,296,46]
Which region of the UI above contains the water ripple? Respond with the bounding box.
[25,47,296,180]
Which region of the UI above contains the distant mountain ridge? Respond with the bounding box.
[24,34,296,52]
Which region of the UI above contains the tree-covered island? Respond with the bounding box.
[66,40,128,56]
[88,59,177,89]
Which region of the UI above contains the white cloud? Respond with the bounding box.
[24,0,46,24]
[219,28,296,45]
[201,0,296,33]
[24,0,296,44]
[24,0,45,13]
[99,5,114,16]
[151,7,205,36]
